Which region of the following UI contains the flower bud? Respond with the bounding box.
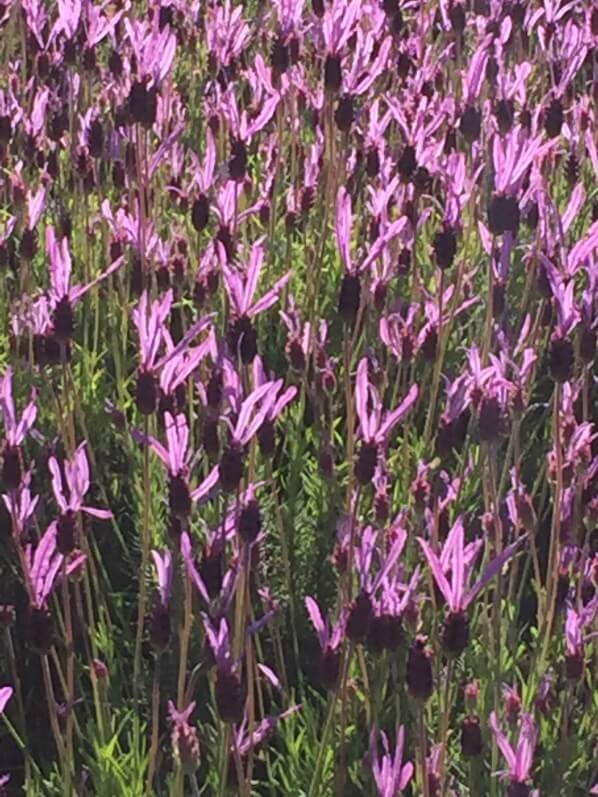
[135,369,158,415]
[459,105,481,143]
[407,636,433,701]
[338,273,361,326]
[2,444,22,490]
[215,669,244,724]
[366,613,403,653]
[57,511,77,555]
[565,651,584,682]
[346,590,373,642]
[27,606,54,654]
[227,316,258,364]
[238,500,262,544]
[548,335,574,383]
[461,715,483,757]
[172,717,200,775]
[93,659,109,682]
[354,442,378,486]
[319,646,341,690]
[324,54,342,92]
[442,610,469,655]
[218,444,244,492]
[149,602,171,654]
[168,474,192,519]
[507,784,531,797]
[544,98,563,138]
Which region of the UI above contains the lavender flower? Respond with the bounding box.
[418,519,526,654]
[132,289,212,414]
[46,227,123,343]
[223,240,290,364]
[489,711,537,793]
[218,380,281,492]
[0,368,37,490]
[25,524,85,654]
[564,599,598,681]
[137,412,219,518]
[369,724,414,796]
[0,687,11,794]
[204,617,244,724]
[354,357,418,485]
[305,597,346,690]
[0,686,12,714]
[149,549,173,653]
[48,442,112,554]
[168,701,200,775]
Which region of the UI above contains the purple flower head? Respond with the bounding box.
[280,300,312,370]
[180,531,211,606]
[224,240,291,319]
[132,290,173,371]
[224,380,281,449]
[134,412,219,516]
[168,699,196,728]
[305,596,346,657]
[354,525,409,595]
[505,469,536,533]
[565,599,598,657]
[26,185,46,232]
[321,0,361,56]
[369,724,414,797]
[0,368,37,448]
[233,706,300,758]
[341,32,392,98]
[204,616,237,677]
[542,263,580,339]
[133,291,213,372]
[418,519,526,614]
[181,523,238,608]
[159,336,210,406]
[379,307,418,363]
[489,711,537,785]
[436,516,484,580]
[46,227,123,340]
[221,87,279,149]
[466,346,512,408]
[133,291,213,413]
[124,17,177,85]
[0,686,12,715]
[355,357,418,447]
[206,0,249,68]
[48,442,112,521]
[151,548,173,608]
[492,128,549,197]
[26,524,86,609]
[167,699,200,774]
[252,359,297,449]
[335,187,406,277]
[2,481,39,539]
[461,38,489,106]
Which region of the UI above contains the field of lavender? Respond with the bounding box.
[1,0,598,794]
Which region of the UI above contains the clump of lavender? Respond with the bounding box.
[0,0,597,793]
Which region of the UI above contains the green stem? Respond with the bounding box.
[438,658,454,794]
[134,416,152,702]
[41,655,67,771]
[177,567,193,708]
[146,657,162,794]
[61,564,75,793]
[418,705,431,797]
[308,693,336,797]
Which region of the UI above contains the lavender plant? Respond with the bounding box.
[0,0,597,794]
